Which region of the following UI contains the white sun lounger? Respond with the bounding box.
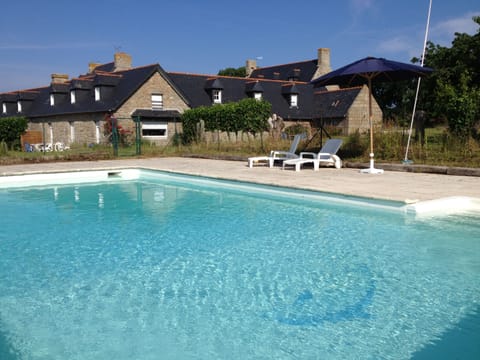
[282,139,343,171]
[248,133,305,168]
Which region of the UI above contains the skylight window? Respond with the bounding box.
[50,94,55,106]
[70,90,76,104]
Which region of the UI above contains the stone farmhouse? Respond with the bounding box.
[0,49,382,148]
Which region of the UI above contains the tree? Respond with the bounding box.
[0,116,28,149]
[418,16,480,137]
[217,66,246,77]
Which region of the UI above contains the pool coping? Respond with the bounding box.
[1,165,480,217]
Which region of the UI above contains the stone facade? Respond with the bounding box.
[344,86,382,135]
[319,85,383,136]
[113,71,189,144]
[30,113,103,146]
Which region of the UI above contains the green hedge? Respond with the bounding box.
[181,99,272,144]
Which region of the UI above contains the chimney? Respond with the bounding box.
[245,59,257,77]
[51,73,69,83]
[114,52,132,71]
[88,62,101,73]
[312,48,332,80]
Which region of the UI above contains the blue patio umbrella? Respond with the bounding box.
[311,57,433,174]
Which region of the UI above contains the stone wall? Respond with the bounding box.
[345,85,382,135]
[29,113,103,146]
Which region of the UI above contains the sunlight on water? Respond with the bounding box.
[0,172,479,359]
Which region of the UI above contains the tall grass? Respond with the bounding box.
[2,127,479,168]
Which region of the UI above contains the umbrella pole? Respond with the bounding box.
[361,77,384,174]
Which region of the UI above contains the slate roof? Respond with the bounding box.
[313,87,362,119]
[249,59,319,82]
[1,54,367,125]
[167,72,314,120]
[21,64,177,118]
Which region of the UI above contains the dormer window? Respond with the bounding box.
[245,81,264,101]
[290,94,298,107]
[94,87,101,101]
[151,94,163,110]
[70,90,76,104]
[204,78,224,105]
[212,89,222,104]
[50,94,55,106]
[17,101,22,113]
[281,83,299,108]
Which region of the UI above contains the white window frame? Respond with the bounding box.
[212,89,222,104]
[70,90,76,104]
[254,92,262,100]
[94,87,101,101]
[290,94,298,107]
[17,101,22,113]
[151,93,163,110]
[50,94,55,106]
[69,121,75,142]
[95,121,101,144]
[48,123,54,144]
[142,122,168,139]
[1,103,6,114]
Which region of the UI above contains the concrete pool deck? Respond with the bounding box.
[1,157,480,204]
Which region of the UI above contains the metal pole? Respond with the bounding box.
[404,0,432,163]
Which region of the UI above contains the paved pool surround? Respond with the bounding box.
[1,157,480,203]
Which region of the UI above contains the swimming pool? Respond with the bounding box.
[0,169,479,359]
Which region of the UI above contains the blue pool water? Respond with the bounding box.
[0,170,479,359]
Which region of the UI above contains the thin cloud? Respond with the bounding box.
[349,0,375,12]
[430,11,480,45]
[0,42,109,51]
[377,36,413,54]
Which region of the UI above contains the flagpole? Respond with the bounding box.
[404,0,432,163]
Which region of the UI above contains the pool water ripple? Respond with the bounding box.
[0,173,479,359]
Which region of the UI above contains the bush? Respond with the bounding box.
[341,130,368,158]
[284,124,309,137]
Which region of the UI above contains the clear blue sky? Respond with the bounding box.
[0,0,478,92]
